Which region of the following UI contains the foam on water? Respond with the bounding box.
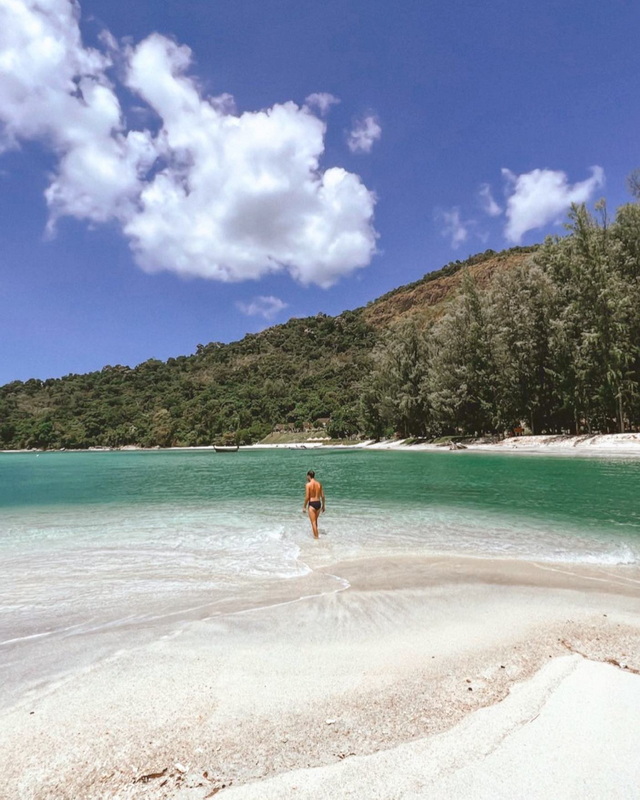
[292,501,640,569]
[0,502,311,652]
[3,494,639,648]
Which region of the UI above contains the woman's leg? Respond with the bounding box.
[309,506,320,538]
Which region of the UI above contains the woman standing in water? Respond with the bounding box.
[302,470,325,539]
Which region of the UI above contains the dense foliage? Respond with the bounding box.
[0,311,376,449]
[363,202,640,438]
[2,201,639,449]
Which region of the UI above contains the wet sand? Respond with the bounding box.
[1,556,639,799]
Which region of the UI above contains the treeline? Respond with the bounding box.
[0,310,377,449]
[361,202,640,439]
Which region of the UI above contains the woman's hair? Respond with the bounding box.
[307,470,315,478]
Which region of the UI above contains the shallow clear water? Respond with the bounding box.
[1,447,639,700]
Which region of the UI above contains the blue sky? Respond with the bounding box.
[1,0,639,384]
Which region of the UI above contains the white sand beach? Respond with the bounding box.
[2,555,639,799]
[362,432,640,458]
[5,431,640,457]
[230,431,640,458]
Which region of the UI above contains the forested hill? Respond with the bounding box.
[6,196,640,450]
[0,246,534,450]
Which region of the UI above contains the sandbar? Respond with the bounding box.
[1,555,639,799]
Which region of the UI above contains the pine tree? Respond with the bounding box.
[487,261,555,433]
[360,320,431,437]
[428,274,496,435]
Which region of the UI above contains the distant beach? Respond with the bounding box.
[363,431,640,458]
[255,431,640,457]
[4,430,640,458]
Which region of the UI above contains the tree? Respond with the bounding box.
[361,320,431,438]
[627,168,640,201]
[31,418,55,449]
[487,261,555,433]
[326,407,360,439]
[429,274,496,435]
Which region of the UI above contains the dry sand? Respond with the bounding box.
[362,432,640,458]
[7,432,640,457]
[1,556,639,800]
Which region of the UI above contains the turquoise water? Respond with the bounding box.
[1,447,639,702]
[3,447,640,544]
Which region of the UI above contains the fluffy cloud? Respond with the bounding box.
[0,1,377,287]
[478,183,502,217]
[236,295,288,319]
[304,92,339,116]
[123,35,377,286]
[502,166,605,243]
[438,207,469,249]
[0,0,107,146]
[347,114,381,154]
[0,0,155,225]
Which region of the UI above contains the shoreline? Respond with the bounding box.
[2,553,639,799]
[4,431,640,457]
[366,431,640,458]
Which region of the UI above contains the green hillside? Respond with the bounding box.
[2,200,640,448]
[1,248,524,450]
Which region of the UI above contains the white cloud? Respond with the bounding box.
[478,183,502,217]
[0,1,378,288]
[236,295,288,319]
[438,207,470,249]
[502,166,605,243]
[0,0,155,226]
[0,0,108,146]
[304,92,339,116]
[347,114,381,154]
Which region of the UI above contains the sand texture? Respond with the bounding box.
[223,656,640,800]
[1,556,639,800]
